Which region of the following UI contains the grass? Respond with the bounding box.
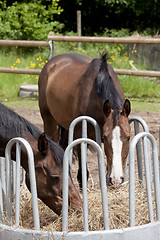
[119,75,160,99]
[130,99,160,112]
[3,98,39,110]
[0,47,48,101]
[0,42,160,112]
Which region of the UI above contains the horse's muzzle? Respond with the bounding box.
[109,176,124,187]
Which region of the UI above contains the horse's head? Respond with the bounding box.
[103,99,131,187]
[26,133,82,215]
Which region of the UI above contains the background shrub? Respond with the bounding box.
[0,0,63,40]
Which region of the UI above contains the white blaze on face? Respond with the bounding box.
[110,126,123,185]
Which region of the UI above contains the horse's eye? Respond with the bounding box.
[127,136,130,142]
[51,175,60,184]
[103,136,107,142]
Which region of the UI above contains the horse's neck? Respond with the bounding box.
[108,65,125,101]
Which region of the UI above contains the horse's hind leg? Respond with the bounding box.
[77,145,89,189]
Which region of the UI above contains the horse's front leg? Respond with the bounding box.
[59,127,68,150]
[77,145,89,189]
[42,113,59,142]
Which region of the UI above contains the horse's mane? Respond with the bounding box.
[48,139,63,166]
[0,103,63,166]
[0,103,41,139]
[95,53,123,110]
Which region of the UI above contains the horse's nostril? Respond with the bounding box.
[120,176,124,183]
[109,177,112,185]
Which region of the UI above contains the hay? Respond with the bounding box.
[3,149,156,232]
[8,180,156,232]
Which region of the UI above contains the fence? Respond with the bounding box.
[0,36,160,77]
[0,39,53,75]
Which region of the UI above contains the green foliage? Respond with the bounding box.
[0,0,63,40]
[103,28,130,37]
[0,0,159,40]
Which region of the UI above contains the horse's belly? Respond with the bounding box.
[48,99,77,129]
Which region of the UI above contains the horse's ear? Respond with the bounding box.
[121,99,131,117]
[38,133,48,154]
[103,99,111,117]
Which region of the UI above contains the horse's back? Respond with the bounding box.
[39,54,91,88]
[42,53,90,75]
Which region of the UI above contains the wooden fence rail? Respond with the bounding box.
[0,37,160,77]
[0,40,49,47]
[115,69,160,77]
[48,35,160,45]
[0,67,41,75]
[0,67,160,77]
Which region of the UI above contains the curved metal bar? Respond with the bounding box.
[5,147,12,226]
[68,116,101,173]
[128,116,151,182]
[5,137,40,230]
[62,138,109,232]
[48,40,54,59]
[15,143,21,226]
[0,157,6,218]
[81,120,88,232]
[68,116,101,146]
[0,177,3,223]
[129,116,149,132]
[129,132,160,227]
[143,137,154,223]
[159,128,160,160]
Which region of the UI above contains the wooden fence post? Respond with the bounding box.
[77,10,81,48]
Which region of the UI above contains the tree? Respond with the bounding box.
[0,0,63,40]
[55,0,160,35]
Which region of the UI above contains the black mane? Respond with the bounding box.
[0,103,41,139]
[0,103,63,166]
[95,53,123,110]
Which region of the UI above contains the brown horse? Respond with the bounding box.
[0,103,82,215]
[38,53,131,188]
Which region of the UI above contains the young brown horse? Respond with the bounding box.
[38,53,131,188]
[0,103,82,214]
